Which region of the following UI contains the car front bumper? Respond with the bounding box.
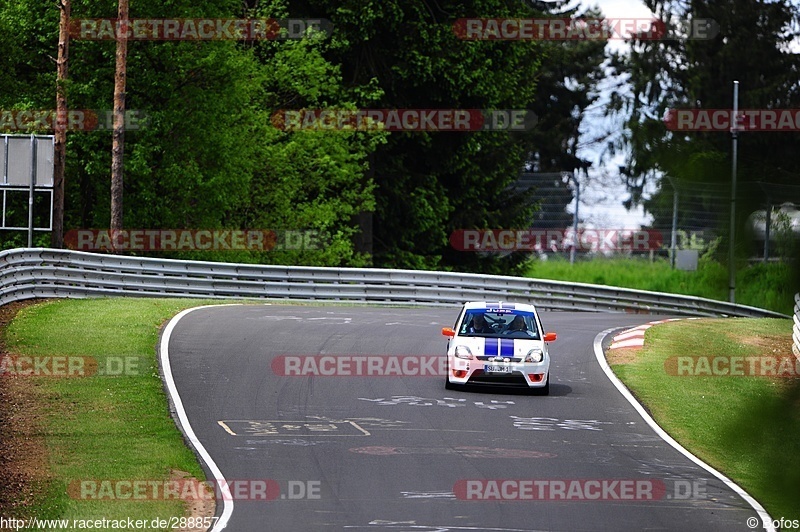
[447,357,549,388]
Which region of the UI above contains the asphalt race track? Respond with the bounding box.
[162,305,762,532]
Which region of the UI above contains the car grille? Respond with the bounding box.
[468,370,529,386]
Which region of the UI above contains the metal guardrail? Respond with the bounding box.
[793,293,800,357]
[0,248,790,318]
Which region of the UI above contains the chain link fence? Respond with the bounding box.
[513,174,800,264]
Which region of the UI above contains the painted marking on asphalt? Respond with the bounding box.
[217,420,237,436]
[344,522,539,530]
[358,396,515,409]
[305,416,410,429]
[218,420,370,436]
[401,491,457,499]
[510,416,613,431]
[377,428,487,433]
[349,446,556,459]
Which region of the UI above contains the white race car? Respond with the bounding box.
[442,301,556,395]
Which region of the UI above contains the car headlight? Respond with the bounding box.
[525,349,543,363]
[454,345,474,360]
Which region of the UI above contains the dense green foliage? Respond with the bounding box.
[1,0,607,273]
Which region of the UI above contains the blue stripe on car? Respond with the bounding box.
[485,337,499,357]
[500,338,515,358]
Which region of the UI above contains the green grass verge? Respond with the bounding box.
[2,298,242,528]
[526,257,797,315]
[610,318,800,520]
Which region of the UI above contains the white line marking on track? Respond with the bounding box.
[217,421,237,436]
[594,327,775,532]
[160,304,239,531]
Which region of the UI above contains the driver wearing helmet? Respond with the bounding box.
[468,313,494,334]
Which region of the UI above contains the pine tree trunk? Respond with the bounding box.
[110,0,129,233]
[51,0,70,248]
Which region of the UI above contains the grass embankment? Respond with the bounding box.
[1,298,232,528]
[526,258,796,315]
[609,318,799,521]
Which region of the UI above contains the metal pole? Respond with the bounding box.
[669,177,678,268]
[28,134,37,247]
[728,81,739,303]
[3,136,8,185]
[570,172,579,265]
[764,202,770,262]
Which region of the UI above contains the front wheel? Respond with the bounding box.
[444,359,462,390]
[531,375,550,396]
[445,359,455,389]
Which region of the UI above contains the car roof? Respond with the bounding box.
[462,301,538,312]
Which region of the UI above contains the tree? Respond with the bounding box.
[279,0,548,274]
[52,0,70,249]
[519,3,607,234]
[110,0,128,232]
[609,0,800,235]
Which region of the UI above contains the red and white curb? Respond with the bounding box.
[608,318,700,350]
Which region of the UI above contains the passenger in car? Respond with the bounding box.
[507,315,526,332]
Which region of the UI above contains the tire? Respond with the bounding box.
[531,375,550,396]
[445,359,456,389]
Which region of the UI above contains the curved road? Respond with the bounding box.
[162,305,762,531]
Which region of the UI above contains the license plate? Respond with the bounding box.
[484,364,512,373]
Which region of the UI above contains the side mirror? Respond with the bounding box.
[442,327,456,338]
[544,332,557,342]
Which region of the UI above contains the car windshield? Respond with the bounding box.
[458,309,540,339]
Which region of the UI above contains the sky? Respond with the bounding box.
[564,0,658,230]
[566,0,799,230]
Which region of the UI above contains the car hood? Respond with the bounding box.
[451,336,545,360]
